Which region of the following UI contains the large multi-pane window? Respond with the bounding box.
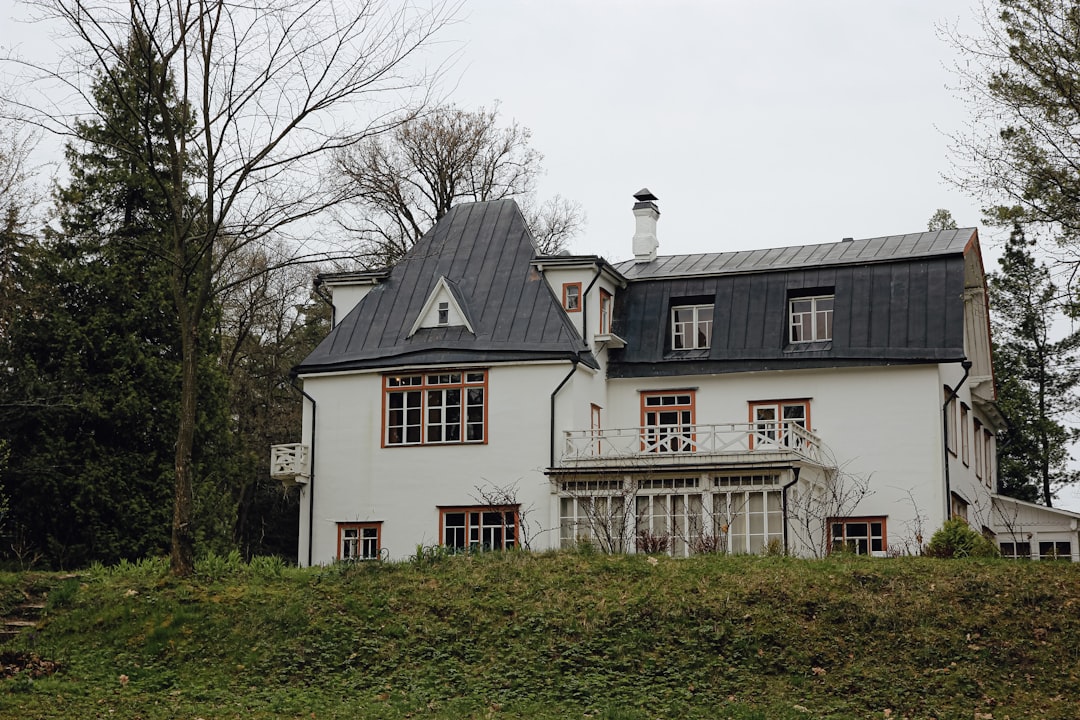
[441,506,517,551]
[671,304,713,350]
[635,490,703,557]
[829,517,887,556]
[641,391,695,453]
[789,295,833,343]
[338,523,381,560]
[384,371,486,446]
[714,484,784,555]
[560,490,627,553]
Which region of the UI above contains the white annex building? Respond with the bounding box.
[272,191,1080,564]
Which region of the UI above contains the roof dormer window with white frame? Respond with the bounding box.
[789,293,834,344]
[671,303,713,350]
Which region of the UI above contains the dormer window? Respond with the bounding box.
[671,304,713,350]
[789,294,833,343]
[563,282,582,312]
[437,301,449,326]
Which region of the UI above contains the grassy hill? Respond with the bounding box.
[0,550,1078,719]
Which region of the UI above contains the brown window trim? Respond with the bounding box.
[337,521,383,561]
[562,282,582,312]
[382,370,488,448]
[438,505,519,551]
[599,288,613,334]
[828,516,888,556]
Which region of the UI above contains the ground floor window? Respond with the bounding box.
[829,517,887,556]
[999,541,1031,560]
[1039,540,1072,561]
[635,492,703,557]
[338,522,381,560]
[715,488,784,555]
[560,494,627,553]
[440,506,517,551]
[557,475,788,557]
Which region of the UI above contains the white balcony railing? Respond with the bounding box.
[270,443,310,484]
[563,421,823,465]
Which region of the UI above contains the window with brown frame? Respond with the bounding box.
[599,288,613,334]
[440,506,518,551]
[338,522,382,560]
[749,399,810,449]
[983,428,994,489]
[384,371,487,446]
[960,403,970,465]
[640,391,695,453]
[829,517,887,556]
[562,282,582,312]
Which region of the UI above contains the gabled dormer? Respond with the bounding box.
[408,276,475,337]
[532,254,627,350]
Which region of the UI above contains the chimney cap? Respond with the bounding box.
[633,188,659,202]
[841,237,854,242]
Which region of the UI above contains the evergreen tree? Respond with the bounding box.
[989,224,1080,506]
[0,33,232,567]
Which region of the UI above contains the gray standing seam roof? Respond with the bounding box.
[613,228,975,279]
[607,229,976,378]
[295,200,597,374]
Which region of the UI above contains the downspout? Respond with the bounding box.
[289,375,317,567]
[782,467,800,555]
[550,359,579,468]
[942,359,973,523]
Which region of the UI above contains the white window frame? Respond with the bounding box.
[789,294,834,343]
[671,304,713,350]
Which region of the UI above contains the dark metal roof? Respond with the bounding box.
[609,247,969,378]
[614,228,976,280]
[296,200,597,374]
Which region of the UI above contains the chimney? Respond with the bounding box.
[632,188,660,263]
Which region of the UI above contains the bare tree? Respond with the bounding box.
[788,463,872,559]
[336,102,584,265]
[7,0,457,575]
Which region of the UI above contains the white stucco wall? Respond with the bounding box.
[297,362,578,564]
[600,364,959,553]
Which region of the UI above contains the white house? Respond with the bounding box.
[272,191,1080,564]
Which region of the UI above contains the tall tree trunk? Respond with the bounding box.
[171,320,198,575]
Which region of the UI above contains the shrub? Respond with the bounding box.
[926,518,999,558]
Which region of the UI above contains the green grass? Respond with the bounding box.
[1,551,1078,719]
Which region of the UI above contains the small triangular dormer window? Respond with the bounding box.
[408,276,475,337]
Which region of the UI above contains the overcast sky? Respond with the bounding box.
[445,1,995,261]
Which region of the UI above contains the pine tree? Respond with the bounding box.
[0,33,233,567]
[989,224,1080,506]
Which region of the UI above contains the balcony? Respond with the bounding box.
[270,443,310,484]
[561,421,826,468]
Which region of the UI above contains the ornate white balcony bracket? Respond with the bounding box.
[270,443,310,485]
